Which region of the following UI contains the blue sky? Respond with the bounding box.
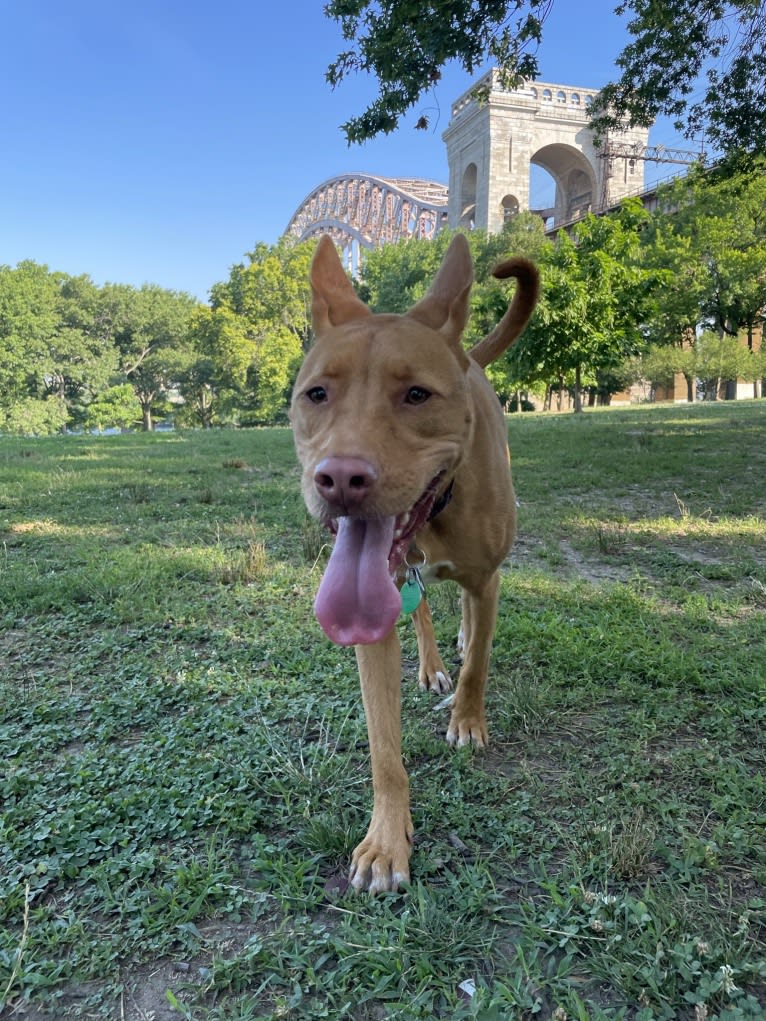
[2,1,693,301]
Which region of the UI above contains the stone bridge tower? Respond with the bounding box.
[443,72,650,232]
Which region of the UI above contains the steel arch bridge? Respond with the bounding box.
[285,173,449,270]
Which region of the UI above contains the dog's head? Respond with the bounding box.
[292,233,476,521]
[290,235,477,646]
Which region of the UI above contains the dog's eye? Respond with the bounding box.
[305,386,328,404]
[405,386,431,405]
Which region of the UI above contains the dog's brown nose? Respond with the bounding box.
[314,457,377,511]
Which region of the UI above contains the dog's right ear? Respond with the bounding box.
[311,236,371,334]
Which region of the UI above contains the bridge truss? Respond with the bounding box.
[285,174,449,271]
[598,139,703,209]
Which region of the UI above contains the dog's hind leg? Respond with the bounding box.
[412,599,453,694]
[351,629,414,893]
[446,572,500,748]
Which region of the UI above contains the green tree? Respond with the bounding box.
[0,396,69,436]
[98,284,198,430]
[208,237,315,423]
[627,343,696,402]
[177,306,253,427]
[356,214,655,412]
[676,166,766,349]
[359,216,547,317]
[43,274,119,426]
[591,1,766,161]
[325,0,766,160]
[646,162,766,398]
[0,263,125,430]
[83,384,141,433]
[0,262,60,408]
[639,213,708,401]
[509,200,654,411]
[694,331,763,400]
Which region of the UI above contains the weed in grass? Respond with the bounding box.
[302,512,330,565]
[747,576,766,607]
[216,539,268,585]
[596,519,629,555]
[491,669,555,739]
[122,481,152,503]
[0,884,30,1011]
[593,806,659,881]
[211,517,269,585]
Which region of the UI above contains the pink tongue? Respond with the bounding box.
[314,516,402,646]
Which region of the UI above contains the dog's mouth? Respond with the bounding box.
[315,473,447,647]
[325,472,445,573]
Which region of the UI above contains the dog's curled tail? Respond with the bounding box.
[467,258,540,369]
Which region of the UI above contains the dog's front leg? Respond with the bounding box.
[351,628,414,893]
[446,571,500,748]
[412,599,453,694]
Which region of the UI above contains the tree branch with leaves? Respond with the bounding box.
[325,0,766,160]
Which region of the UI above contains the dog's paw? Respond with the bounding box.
[418,664,453,694]
[350,841,411,895]
[349,812,413,894]
[446,712,488,749]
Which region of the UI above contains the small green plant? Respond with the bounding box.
[596,519,628,555]
[217,539,268,584]
[302,513,329,565]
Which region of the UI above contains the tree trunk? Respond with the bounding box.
[573,365,583,413]
[142,403,153,431]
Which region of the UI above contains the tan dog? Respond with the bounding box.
[291,233,539,893]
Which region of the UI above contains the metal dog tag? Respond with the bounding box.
[400,565,426,614]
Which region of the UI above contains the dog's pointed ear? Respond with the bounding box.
[311,236,371,334]
[406,233,473,344]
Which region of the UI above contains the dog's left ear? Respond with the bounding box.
[310,235,371,334]
[406,233,473,345]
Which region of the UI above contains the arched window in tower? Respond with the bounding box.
[542,88,552,103]
[501,195,520,222]
[460,163,477,228]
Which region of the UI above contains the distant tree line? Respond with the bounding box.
[0,238,315,434]
[0,163,764,434]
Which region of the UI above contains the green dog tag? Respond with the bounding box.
[400,567,425,614]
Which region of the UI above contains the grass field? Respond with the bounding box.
[1,400,765,1020]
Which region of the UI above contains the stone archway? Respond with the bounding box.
[443,71,649,232]
[530,143,596,223]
